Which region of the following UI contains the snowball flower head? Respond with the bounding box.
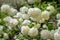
[56,13,60,19]
[8,8,18,16]
[22,20,31,26]
[21,26,30,35]
[27,0,34,4]
[47,4,56,13]
[41,30,52,39]
[13,12,23,18]
[9,19,18,26]
[54,32,60,40]
[28,27,38,37]
[1,4,10,13]
[3,33,8,39]
[41,10,50,20]
[20,6,28,14]
[28,8,41,21]
[3,16,12,23]
[57,20,60,27]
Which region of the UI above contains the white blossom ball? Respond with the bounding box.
[57,20,60,27]
[41,30,52,39]
[51,30,55,39]
[27,0,34,4]
[3,33,8,39]
[8,8,18,16]
[28,8,41,21]
[28,27,38,37]
[3,16,12,23]
[13,12,23,18]
[56,13,60,19]
[47,5,56,13]
[20,6,28,14]
[22,20,31,26]
[21,26,30,35]
[9,19,18,26]
[54,32,60,40]
[41,10,50,20]
[1,4,10,13]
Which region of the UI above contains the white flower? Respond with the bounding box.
[28,8,41,21]
[8,8,18,16]
[22,14,30,19]
[47,5,56,13]
[27,0,34,4]
[9,19,18,26]
[13,12,23,18]
[1,4,10,13]
[21,26,30,35]
[51,30,55,39]
[3,33,8,39]
[41,30,52,39]
[57,20,60,27]
[54,32,60,40]
[28,27,38,37]
[22,20,31,26]
[41,10,50,20]
[3,16,12,23]
[56,13,60,19]
[20,6,28,14]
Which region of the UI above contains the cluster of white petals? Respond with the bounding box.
[54,27,60,40]
[3,16,18,26]
[47,4,56,13]
[8,8,18,16]
[1,4,10,13]
[41,10,50,20]
[41,30,53,39]
[20,6,28,14]
[22,20,31,26]
[27,0,34,4]
[21,26,30,35]
[28,8,41,22]
[56,13,60,19]
[28,27,38,37]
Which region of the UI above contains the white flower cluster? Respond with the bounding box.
[47,4,56,13]
[21,26,38,37]
[41,30,53,40]
[1,4,18,16]
[0,4,57,40]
